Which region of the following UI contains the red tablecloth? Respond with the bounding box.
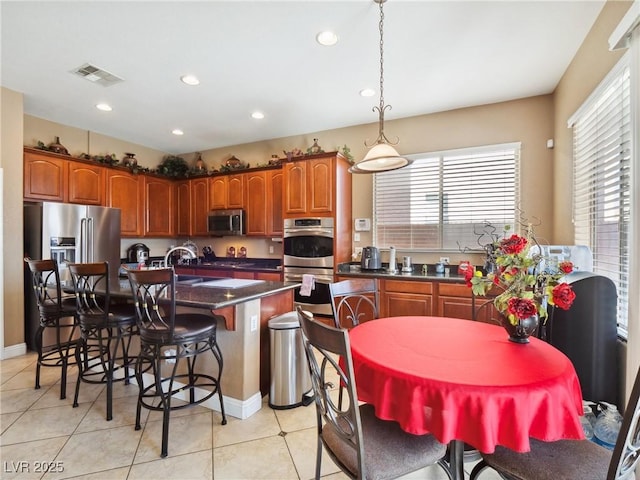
[349,316,585,453]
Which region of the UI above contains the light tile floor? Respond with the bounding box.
[1,352,502,480]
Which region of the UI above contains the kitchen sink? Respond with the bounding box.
[175,274,208,285]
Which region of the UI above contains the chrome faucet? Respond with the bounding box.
[164,246,196,268]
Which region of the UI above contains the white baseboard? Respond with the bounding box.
[1,343,27,360]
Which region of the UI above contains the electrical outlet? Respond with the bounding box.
[440,257,450,264]
[354,233,361,242]
[250,315,258,332]
[269,245,274,254]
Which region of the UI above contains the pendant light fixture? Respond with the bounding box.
[349,0,411,174]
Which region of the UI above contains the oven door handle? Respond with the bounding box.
[284,229,334,236]
[285,273,333,283]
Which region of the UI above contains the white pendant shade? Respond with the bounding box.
[349,143,411,173]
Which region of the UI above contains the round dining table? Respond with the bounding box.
[348,316,585,480]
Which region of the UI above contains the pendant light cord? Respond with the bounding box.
[368,0,398,147]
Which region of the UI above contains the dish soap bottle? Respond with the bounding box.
[593,401,622,450]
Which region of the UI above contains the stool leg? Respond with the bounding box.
[212,340,227,425]
[73,338,84,408]
[134,352,144,432]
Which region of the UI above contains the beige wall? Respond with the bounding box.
[2,87,25,351]
[24,115,168,168]
[553,0,633,243]
[193,95,555,266]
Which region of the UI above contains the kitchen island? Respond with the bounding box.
[107,276,299,419]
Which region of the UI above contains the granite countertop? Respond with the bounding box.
[145,257,282,273]
[101,277,299,310]
[336,262,469,283]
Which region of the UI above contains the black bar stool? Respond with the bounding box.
[127,268,226,458]
[24,258,80,399]
[68,262,138,421]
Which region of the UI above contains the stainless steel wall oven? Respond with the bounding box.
[283,217,334,317]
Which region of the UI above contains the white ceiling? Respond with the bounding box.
[1,0,605,155]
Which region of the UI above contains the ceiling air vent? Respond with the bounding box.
[72,63,123,87]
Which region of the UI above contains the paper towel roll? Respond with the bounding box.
[388,246,397,273]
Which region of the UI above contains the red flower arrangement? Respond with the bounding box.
[467,227,576,326]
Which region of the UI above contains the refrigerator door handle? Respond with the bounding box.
[80,217,86,263]
[87,217,94,262]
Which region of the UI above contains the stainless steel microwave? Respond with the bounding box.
[208,209,245,236]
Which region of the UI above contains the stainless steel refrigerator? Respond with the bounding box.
[23,202,121,350]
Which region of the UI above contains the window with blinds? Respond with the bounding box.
[570,55,630,335]
[373,143,520,252]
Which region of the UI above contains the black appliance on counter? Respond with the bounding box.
[549,271,619,406]
[126,243,150,265]
[361,246,382,270]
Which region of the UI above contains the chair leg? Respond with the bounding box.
[134,353,144,432]
[469,459,492,480]
[73,338,85,408]
[315,436,323,480]
[34,325,45,390]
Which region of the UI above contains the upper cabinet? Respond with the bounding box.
[67,160,104,205]
[24,149,104,205]
[105,170,143,237]
[245,171,267,236]
[209,173,245,210]
[190,177,210,237]
[283,153,349,217]
[267,169,283,237]
[24,149,67,202]
[143,176,175,237]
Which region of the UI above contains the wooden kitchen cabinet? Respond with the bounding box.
[105,169,143,236]
[267,169,283,236]
[283,155,334,216]
[144,176,175,237]
[436,282,474,320]
[67,160,104,205]
[209,173,245,210]
[176,180,191,236]
[24,149,67,202]
[190,177,209,236]
[282,152,352,222]
[283,157,332,215]
[245,170,268,236]
[380,279,433,317]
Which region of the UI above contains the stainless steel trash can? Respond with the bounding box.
[268,311,313,409]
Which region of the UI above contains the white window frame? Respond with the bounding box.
[569,53,631,337]
[372,143,520,253]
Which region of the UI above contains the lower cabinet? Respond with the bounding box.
[381,279,433,317]
[437,283,475,321]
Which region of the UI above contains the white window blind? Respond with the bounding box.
[373,143,520,251]
[571,58,631,335]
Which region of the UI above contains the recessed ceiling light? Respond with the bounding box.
[360,88,376,97]
[172,129,184,136]
[316,31,339,46]
[95,103,112,111]
[180,74,200,86]
[251,111,265,120]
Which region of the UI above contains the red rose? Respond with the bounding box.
[499,234,528,255]
[552,283,576,310]
[559,261,574,274]
[506,297,538,319]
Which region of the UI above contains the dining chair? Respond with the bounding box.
[24,258,80,400]
[329,278,380,409]
[297,306,452,480]
[127,268,227,458]
[329,279,379,329]
[68,262,138,421]
[469,365,640,480]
